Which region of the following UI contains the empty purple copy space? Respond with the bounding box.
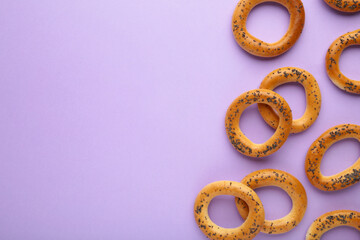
[0,0,359,239]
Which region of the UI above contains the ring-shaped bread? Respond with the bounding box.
[235,169,307,234]
[305,124,360,191]
[306,210,360,240]
[194,181,265,240]
[259,67,321,134]
[225,89,292,157]
[324,0,360,12]
[326,29,360,94]
[232,0,305,57]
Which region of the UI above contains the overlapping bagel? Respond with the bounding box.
[236,169,307,234]
[259,67,321,133]
[225,89,292,157]
[194,181,264,240]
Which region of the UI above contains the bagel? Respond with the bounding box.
[232,0,305,57]
[326,29,360,94]
[236,169,307,234]
[305,124,360,191]
[324,0,360,12]
[306,210,360,240]
[225,89,292,157]
[194,181,265,240]
[259,67,321,133]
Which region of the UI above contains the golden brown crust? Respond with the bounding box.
[259,67,321,134]
[225,89,292,157]
[194,181,265,240]
[324,0,360,12]
[326,29,360,94]
[306,210,360,240]
[235,169,307,234]
[232,0,305,57]
[305,124,360,191]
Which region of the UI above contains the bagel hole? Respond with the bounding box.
[339,45,360,80]
[239,104,275,144]
[208,195,244,228]
[273,82,306,120]
[321,225,360,240]
[320,138,360,176]
[246,2,290,43]
[254,186,292,220]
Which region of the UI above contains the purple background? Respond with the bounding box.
[0,0,359,239]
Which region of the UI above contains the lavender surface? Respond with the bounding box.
[0,0,359,239]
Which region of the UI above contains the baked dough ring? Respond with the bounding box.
[305,124,360,191]
[194,181,265,240]
[225,89,292,157]
[324,0,360,12]
[306,210,360,240]
[235,169,307,234]
[232,0,305,57]
[259,67,321,134]
[326,29,360,94]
